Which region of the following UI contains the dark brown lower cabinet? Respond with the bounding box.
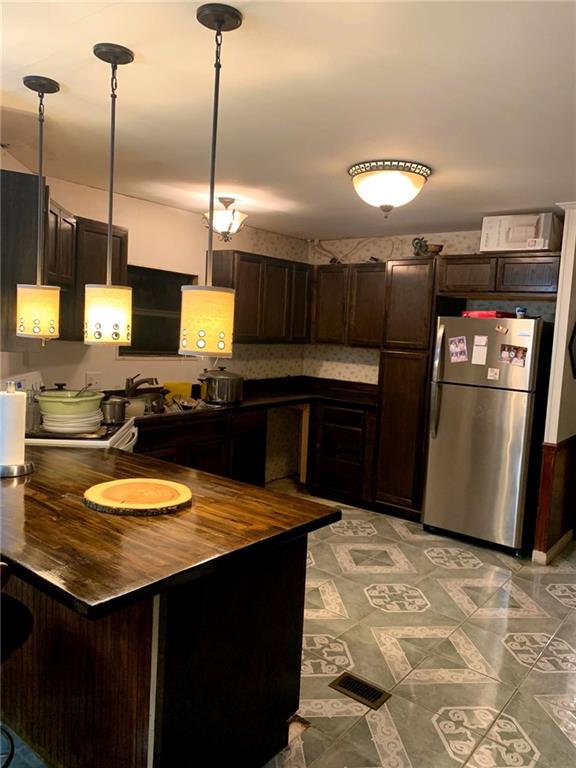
[135,409,266,486]
[375,350,430,510]
[308,403,376,503]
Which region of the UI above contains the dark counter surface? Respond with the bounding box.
[0,446,340,616]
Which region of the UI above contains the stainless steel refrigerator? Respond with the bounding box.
[423,316,546,550]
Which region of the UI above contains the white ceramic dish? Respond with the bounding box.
[42,410,103,423]
[36,390,104,415]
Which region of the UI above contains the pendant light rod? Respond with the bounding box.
[197,4,243,286]
[93,43,134,285]
[23,75,60,286]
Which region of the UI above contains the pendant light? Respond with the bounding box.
[348,160,432,216]
[179,4,243,359]
[16,76,61,342]
[84,43,134,345]
[203,196,247,242]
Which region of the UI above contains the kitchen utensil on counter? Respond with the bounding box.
[73,383,92,398]
[101,396,129,425]
[163,381,193,403]
[84,478,192,516]
[0,381,34,478]
[198,367,244,404]
[35,390,104,416]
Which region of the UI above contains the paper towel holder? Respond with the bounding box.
[0,381,34,478]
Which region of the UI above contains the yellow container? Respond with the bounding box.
[162,382,192,403]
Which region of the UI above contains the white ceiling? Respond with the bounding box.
[1,1,575,240]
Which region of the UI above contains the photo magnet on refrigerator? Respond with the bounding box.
[487,368,500,381]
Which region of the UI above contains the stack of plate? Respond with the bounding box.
[41,410,103,434]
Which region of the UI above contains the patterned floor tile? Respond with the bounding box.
[434,571,512,618]
[297,676,369,742]
[392,652,516,731]
[472,576,574,623]
[264,725,333,768]
[360,609,463,653]
[312,696,484,768]
[478,690,576,768]
[433,620,541,686]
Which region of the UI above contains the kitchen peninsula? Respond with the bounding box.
[0,446,340,768]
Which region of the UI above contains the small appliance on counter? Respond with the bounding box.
[198,367,244,404]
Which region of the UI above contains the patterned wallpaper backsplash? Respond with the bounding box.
[309,230,481,264]
[236,226,309,262]
[302,345,380,384]
[230,344,306,378]
[266,407,301,482]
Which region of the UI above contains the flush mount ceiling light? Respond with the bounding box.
[17,76,61,342]
[348,160,432,216]
[84,43,134,346]
[203,196,247,242]
[179,4,243,359]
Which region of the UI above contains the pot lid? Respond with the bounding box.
[198,366,243,381]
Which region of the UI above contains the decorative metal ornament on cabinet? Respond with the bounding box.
[17,76,61,342]
[179,4,243,358]
[348,159,433,217]
[84,43,134,346]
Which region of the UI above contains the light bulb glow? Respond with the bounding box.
[84,284,132,345]
[348,160,432,210]
[179,286,235,357]
[16,284,60,339]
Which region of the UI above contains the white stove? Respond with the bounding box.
[26,417,137,450]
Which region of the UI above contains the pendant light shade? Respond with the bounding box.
[179,286,234,357]
[84,285,132,345]
[348,160,432,214]
[17,76,61,342]
[179,4,243,359]
[84,43,134,346]
[203,197,247,242]
[16,284,60,339]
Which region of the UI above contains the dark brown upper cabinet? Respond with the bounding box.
[383,259,435,349]
[73,217,129,341]
[314,265,349,344]
[496,255,560,293]
[44,199,76,287]
[290,261,312,342]
[212,250,311,344]
[437,256,497,293]
[261,258,291,341]
[348,263,387,347]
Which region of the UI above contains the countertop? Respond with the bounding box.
[0,447,340,617]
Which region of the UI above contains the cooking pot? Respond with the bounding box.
[198,367,244,404]
[101,396,129,425]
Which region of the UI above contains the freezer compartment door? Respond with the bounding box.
[423,383,534,548]
[434,317,541,391]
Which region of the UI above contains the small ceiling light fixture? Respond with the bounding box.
[17,76,61,343]
[179,4,243,359]
[348,160,432,216]
[84,43,134,345]
[203,196,247,242]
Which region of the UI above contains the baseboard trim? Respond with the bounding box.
[532,528,573,565]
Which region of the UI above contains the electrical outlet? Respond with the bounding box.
[85,371,102,390]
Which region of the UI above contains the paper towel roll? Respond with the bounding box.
[0,386,27,466]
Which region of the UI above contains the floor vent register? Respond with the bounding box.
[328,672,391,710]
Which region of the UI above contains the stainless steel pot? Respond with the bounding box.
[101,396,129,425]
[198,367,244,404]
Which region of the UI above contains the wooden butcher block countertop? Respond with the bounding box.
[0,446,340,616]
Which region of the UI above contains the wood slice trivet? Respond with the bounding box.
[84,478,192,516]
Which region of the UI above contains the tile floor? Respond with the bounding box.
[3,483,576,768]
[265,480,576,768]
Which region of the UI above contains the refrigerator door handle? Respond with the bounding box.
[432,323,445,383]
[430,381,441,439]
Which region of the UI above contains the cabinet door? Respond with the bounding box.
[234,253,263,342]
[74,217,128,339]
[44,204,59,283]
[348,264,386,347]
[58,210,76,286]
[228,410,267,486]
[186,439,228,475]
[261,259,291,341]
[496,256,560,293]
[383,259,434,349]
[314,265,349,344]
[290,262,312,342]
[438,257,497,292]
[375,350,429,509]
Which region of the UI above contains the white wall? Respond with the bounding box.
[544,203,576,444]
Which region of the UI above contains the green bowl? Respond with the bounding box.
[36,390,104,415]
